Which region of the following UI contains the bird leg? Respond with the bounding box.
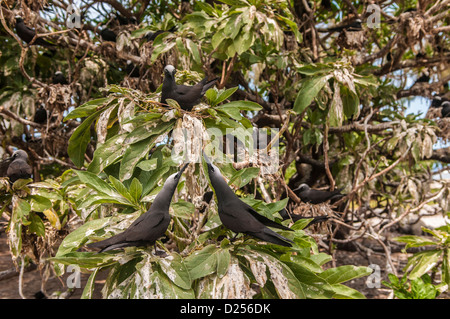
[229,232,240,243]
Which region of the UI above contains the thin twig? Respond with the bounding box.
[323,120,335,191]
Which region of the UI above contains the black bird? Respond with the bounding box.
[144,25,177,42]
[113,13,137,26]
[52,71,68,85]
[87,163,189,252]
[161,65,218,111]
[293,184,344,204]
[278,208,329,227]
[321,18,363,33]
[199,191,214,213]
[125,60,140,78]
[33,106,47,124]
[431,96,443,108]
[431,95,449,108]
[204,154,294,247]
[15,16,55,48]
[5,150,32,183]
[414,73,430,84]
[441,101,450,118]
[100,28,117,42]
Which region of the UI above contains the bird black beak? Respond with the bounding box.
[202,151,213,169]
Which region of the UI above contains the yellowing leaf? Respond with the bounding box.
[43,209,61,230]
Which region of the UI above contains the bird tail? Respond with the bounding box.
[249,228,294,247]
[201,77,219,95]
[291,215,330,228]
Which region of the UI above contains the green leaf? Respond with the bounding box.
[119,135,162,181]
[151,37,176,62]
[158,252,192,290]
[228,167,260,188]
[293,75,332,114]
[393,235,438,249]
[442,248,450,286]
[214,87,238,106]
[68,108,104,167]
[319,265,373,285]
[297,64,333,76]
[81,268,100,299]
[108,175,133,202]
[28,212,45,236]
[186,39,201,65]
[64,98,108,121]
[234,30,254,55]
[50,251,120,269]
[54,217,115,276]
[170,200,195,219]
[184,244,218,280]
[211,30,225,50]
[217,100,262,112]
[341,85,360,119]
[87,133,127,174]
[30,195,52,212]
[328,84,344,127]
[406,250,443,280]
[276,14,302,43]
[75,170,118,198]
[13,197,31,220]
[330,283,367,299]
[129,178,143,203]
[216,249,231,278]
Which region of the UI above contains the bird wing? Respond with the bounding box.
[23,24,36,33]
[174,84,202,96]
[0,158,12,177]
[243,202,293,231]
[7,160,32,176]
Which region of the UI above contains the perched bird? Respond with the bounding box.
[113,13,137,26]
[204,153,294,247]
[52,71,68,85]
[278,208,329,227]
[100,28,117,42]
[5,150,32,183]
[87,163,189,252]
[33,106,47,124]
[293,184,344,204]
[144,25,177,42]
[15,16,55,48]
[161,65,218,111]
[431,95,449,108]
[441,101,450,118]
[125,60,140,78]
[431,95,443,108]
